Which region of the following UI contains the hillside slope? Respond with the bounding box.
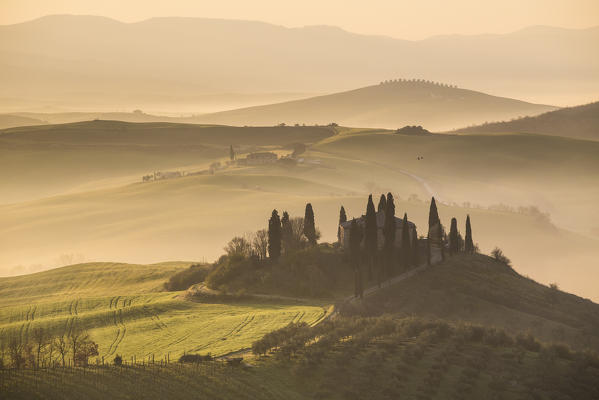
[0,113,46,129]
[0,262,327,360]
[453,101,599,141]
[348,254,599,351]
[196,81,556,130]
[0,121,335,204]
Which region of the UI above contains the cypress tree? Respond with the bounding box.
[268,210,281,260]
[337,206,347,243]
[400,213,411,270]
[428,197,440,231]
[377,194,387,213]
[364,195,378,280]
[383,193,396,278]
[281,211,292,253]
[349,219,364,298]
[303,203,317,246]
[229,145,235,161]
[411,225,420,266]
[464,215,474,254]
[449,217,459,255]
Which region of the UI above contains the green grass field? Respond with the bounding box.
[0,262,327,360]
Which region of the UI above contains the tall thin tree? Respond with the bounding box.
[349,219,364,298]
[411,225,420,267]
[303,203,317,246]
[377,194,387,213]
[337,206,347,243]
[428,197,440,231]
[268,210,282,260]
[400,213,411,270]
[464,215,474,254]
[281,211,292,253]
[229,145,235,161]
[383,193,396,278]
[449,217,459,255]
[364,195,377,281]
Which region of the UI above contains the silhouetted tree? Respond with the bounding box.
[337,206,347,243]
[31,327,47,368]
[364,195,377,281]
[383,193,396,278]
[252,229,269,260]
[229,145,235,161]
[303,203,317,246]
[268,210,281,260]
[349,219,364,298]
[411,225,420,266]
[428,197,440,231]
[400,213,411,270]
[378,194,387,213]
[465,214,474,254]
[449,217,459,255]
[281,211,293,252]
[54,336,68,367]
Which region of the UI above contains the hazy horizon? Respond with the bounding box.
[1,0,598,40]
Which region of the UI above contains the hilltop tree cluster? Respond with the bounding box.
[379,78,458,88]
[0,327,98,369]
[341,195,476,298]
[341,193,422,298]
[267,204,321,261]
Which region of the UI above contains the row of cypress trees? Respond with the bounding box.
[428,196,475,258]
[267,203,317,260]
[343,193,421,298]
[345,195,475,298]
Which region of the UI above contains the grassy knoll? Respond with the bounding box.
[0,262,327,360]
[346,254,599,352]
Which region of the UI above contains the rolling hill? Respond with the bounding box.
[1,15,597,112]
[2,121,599,301]
[0,262,327,361]
[0,121,335,204]
[0,113,45,129]
[452,101,599,141]
[3,254,599,399]
[350,254,599,351]
[194,80,557,130]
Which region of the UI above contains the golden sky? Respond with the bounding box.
[1,0,597,39]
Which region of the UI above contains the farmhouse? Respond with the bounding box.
[339,210,416,250]
[238,151,278,165]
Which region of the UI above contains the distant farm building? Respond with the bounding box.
[339,211,416,250]
[238,152,278,166]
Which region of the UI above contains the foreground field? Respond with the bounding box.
[0,263,327,360]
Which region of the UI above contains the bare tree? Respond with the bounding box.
[224,236,252,257]
[54,336,68,367]
[252,229,269,260]
[7,336,25,369]
[46,337,55,367]
[32,327,48,368]
[68,329,87,366]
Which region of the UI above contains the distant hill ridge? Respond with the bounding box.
[194,80,556,130]
[1,15,597,109]
[452,101,599,141]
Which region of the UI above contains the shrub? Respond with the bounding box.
[114,354,122,366]
[491,247,511,266]
[205,254,260,290]
[164,264,210,291]
[178,353,213,363]
[516,332,542,352]
[548,343,572,360]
